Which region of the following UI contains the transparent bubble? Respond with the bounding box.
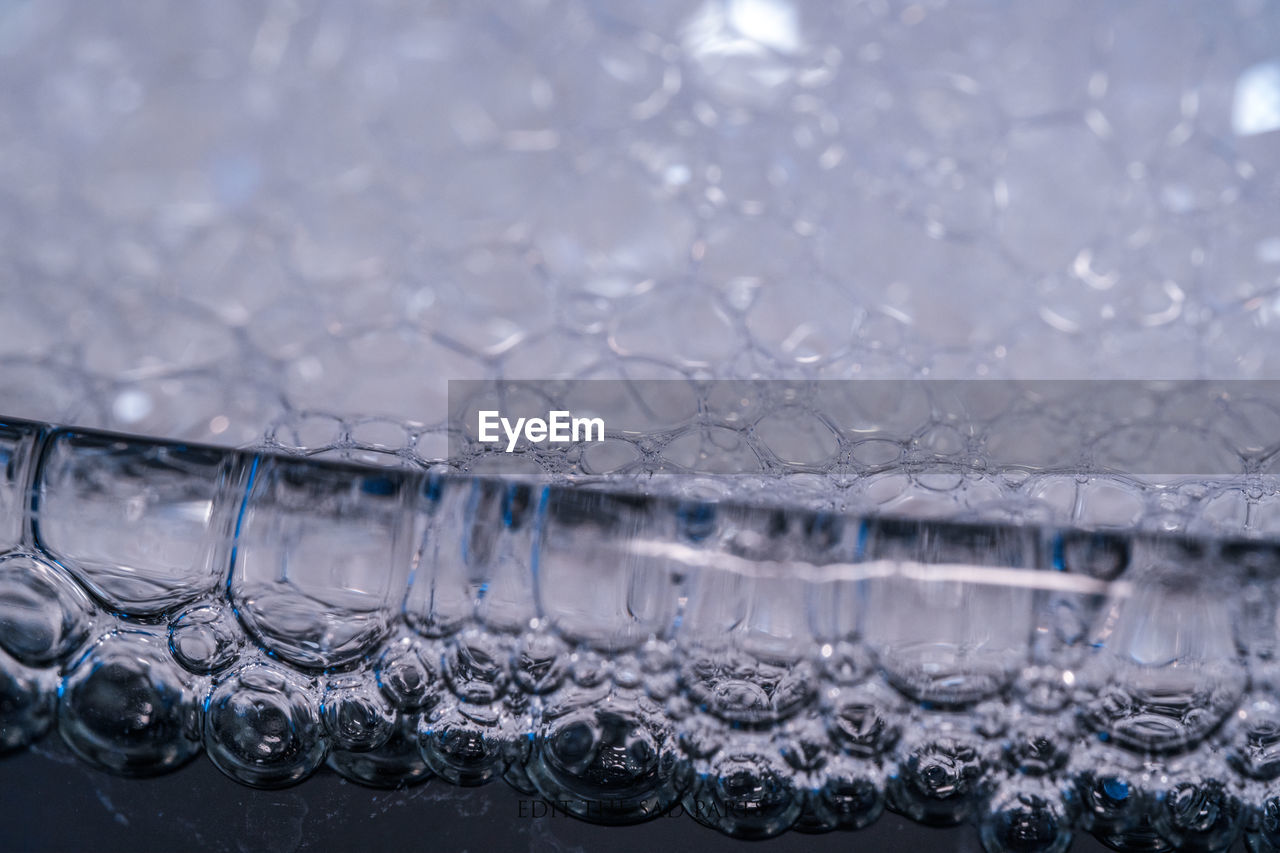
[638,639,679,701]
[375,636,444,712]
[569,649,613,688]
[1070,743,1169,851]
[824,679,906,759]
[35,434,229,616]
[168,604,241,674]
[443,627,511,704]
[511,629,569,695]
[1081,572,1246,754]
[0,647,54,753]
[536,488,685,650]
[1002,714,1074,777]
[685,747,802,839]
[777,711,831,773]
[204,663,327,788]
[322,675,396,752]
[611,652,646,690]
[327,713,433,789]
[417,700,510,786]
[0,552,94,667]
[1248,794,1280,853]
[1015,664,1075,714]
[1074,760,1144,831]
[528,688,680,824]
[58,630,202,776]
[229,457,409,670]
[677,710,728,765]
[816,640,874,686]
[795,755,885,833]
[865,572,1033,706]
[1223,694,1280,780]
[979,779,1073,853]
[1154,772,1244,853]
[889,733,992,826]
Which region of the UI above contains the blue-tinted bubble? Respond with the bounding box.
[1154,776,1244,853]
[58,630,202,776]
[685,748,802,839]
[1246,794,1280,853]
[328,713,433,789]
[444,628,511,704]
[980,780,1073,853]
[204,663,326,788]
[889,734,991,826]
[795,756,885,833]
[168,604,241,675]
[376,636,444,712]
[322,676,396,751]
[511,630,569,695]
[824,679,905,759]
[0,552,94,667]
[1223,696,1280,781]
[418,700,510,786]
[0,648,54,753]
[528,690,680,824]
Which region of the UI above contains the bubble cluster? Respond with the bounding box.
[2,416,1280,850]
[0,2,1277,846]
[0,1,1275,447]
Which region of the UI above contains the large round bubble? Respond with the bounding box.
[58,630,202,775]
[528,688,679,824]
[204,663,327,788]
[0,552,94,667]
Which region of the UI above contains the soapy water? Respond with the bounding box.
[4,415,1280,851]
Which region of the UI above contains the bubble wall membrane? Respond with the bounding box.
[2,0,1280,850]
